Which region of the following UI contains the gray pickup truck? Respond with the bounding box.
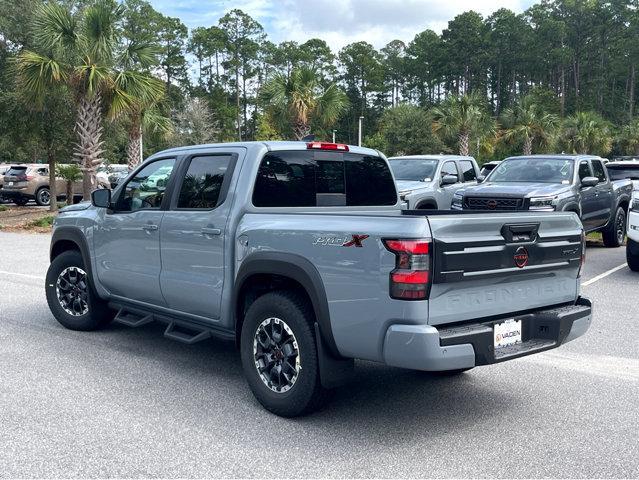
[388,155,481,209]
[452,155,632,248]
[45,141,592,416]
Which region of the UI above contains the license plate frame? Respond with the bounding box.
[494,319,522,349]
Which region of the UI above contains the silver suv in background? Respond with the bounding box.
[388,155,481,209]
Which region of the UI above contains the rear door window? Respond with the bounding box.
[591,160,607,182]
[176,155,233,209]
[253,151,396,207]
[459,160,477,182]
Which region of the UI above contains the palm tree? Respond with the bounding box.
[16,1,153,199]
[501,100,559,155]
[561,111,613,156]
[432,93,494,156]
[616,119,639,156]
[261,67,348,140]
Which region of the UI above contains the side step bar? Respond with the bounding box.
[110,305,227,345]
[113,308,154,328]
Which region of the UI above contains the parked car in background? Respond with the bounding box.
[452,155,632,247]
[46,140,592,417]
[97,164,129,189]
[627,188,639,271]
[480,160,501,177]
[0,163,10,202]
[2,164,109,206]
[388,155,481,209]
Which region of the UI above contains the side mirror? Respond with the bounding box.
[581,176,599,188]
[477,175,486,183]
[91,188,111,208]
[441,174,458,185]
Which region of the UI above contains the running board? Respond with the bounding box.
[113,308,154,328]
[163,322,211,345]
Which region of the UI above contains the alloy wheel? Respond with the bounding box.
[39,189,50,205]
[617,210,626,245]
[56,266,89,316]
[253,317,301,393]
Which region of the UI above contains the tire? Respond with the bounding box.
[35,187,51,206]
[627,238,639,272]
[45,250,113,331]
[602,206,626,248]
[13,197,28,206]
[240,290,329,417]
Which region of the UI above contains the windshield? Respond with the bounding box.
[389,159,438,182]
[488,158,574,184]
[607,166,639,181]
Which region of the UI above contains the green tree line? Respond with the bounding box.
[3,0,639,197]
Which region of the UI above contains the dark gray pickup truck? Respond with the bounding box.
[452,155,632,248]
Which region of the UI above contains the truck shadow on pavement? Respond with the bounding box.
[29,314,516,442]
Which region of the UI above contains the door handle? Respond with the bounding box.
[201,227,222,236]
[142,224,158,232]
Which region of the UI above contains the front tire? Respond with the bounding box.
[35,187,51,206]
[602,206,626,248]
[45,250,113,331]
[240,291,329,417]
[627,238,639,271]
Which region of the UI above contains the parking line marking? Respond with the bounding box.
[0,270,45,281]
[582,263,627,287]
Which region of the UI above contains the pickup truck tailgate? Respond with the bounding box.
[425,211,583,326]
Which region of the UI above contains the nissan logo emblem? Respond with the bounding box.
[487,199,498,210]
[514,246,529,268]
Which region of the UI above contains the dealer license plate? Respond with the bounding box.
[494,319,522,349]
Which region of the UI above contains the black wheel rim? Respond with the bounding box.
[253,317,301,393]
[617,211,626,244]
[56,266,89,316]
[39,189,50,205]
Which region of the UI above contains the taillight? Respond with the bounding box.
[26,175,34,181]
[383,238,431,300]
[578,230,586,278]
[306,142,349,151]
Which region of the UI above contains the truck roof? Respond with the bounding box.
[149,141,381,159]
[504,154,602,161]
[387,154,475,161]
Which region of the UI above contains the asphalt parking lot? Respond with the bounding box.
[0,231,637,478]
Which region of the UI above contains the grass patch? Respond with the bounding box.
[28,215,55,228]
[0,204,7,212]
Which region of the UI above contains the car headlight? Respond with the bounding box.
[399,190,411,202]
[631,191,639,211]
[452,192,463,207]
[529,196,557,211]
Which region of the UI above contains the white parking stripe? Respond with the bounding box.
[582,263,627,287]
[522,351,639,382]
[0,270,45,281]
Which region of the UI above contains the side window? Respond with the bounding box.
[253,152,315,207]
[578,161,592,181]
[344,153,397,206]
[459,160,477,182]
[591,160,607,182]
[177,155,232,209]
[441,161,458,179]
[115,158,175,212]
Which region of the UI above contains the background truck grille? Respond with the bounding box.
[464,197,523,210]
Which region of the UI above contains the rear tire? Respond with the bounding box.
[240,291,329,417]
[35,187,51,206]
[602,206,626,248]
[627,239,639,272]
[45,250,113,331]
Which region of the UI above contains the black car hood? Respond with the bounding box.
[459,182,572,198]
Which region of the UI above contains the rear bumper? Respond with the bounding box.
[383,296,592,371]
[1,190,33,200]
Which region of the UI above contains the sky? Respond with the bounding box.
[149,0,539,50]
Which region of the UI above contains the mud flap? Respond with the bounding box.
[314,323,354,389]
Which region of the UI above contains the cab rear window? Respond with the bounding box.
[252,151,397,207]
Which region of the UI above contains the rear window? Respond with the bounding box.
[253,151,397,207]
[606,165,639,180]
[6,167,27,176]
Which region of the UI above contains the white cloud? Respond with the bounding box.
[151,0,537,51]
